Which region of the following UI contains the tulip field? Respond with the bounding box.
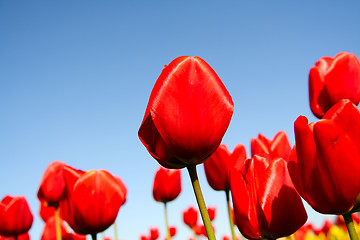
[1,2,360,240]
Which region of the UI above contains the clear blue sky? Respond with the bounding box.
[1,1,360,239]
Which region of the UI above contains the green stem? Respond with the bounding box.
[343,213,359,240]
[55,207,62,240]
[164,202,171,240]
[91,233,97,240]
[187,165,216,240]
[225,190,236,240]
[113,222,118,240]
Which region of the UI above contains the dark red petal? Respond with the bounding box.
[256,158,307,238]
[230,168,260,240]
[204,144,231,191]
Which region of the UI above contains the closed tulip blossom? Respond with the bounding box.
[153,167,181,240]
[290,99,360,239]
[38,161,67,206]
[251,131,291,161]
[139,56,233,239]
[309,52,360,118]
[230,155,307,240]
[60,166,127,239]
[0,196,33,238]
[138,56,234,169]
[150,227,159,240]
[204,144,247,191]
[183,206,199,229]
[153,167,181,203]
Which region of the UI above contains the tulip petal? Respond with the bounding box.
[313,119,360,213]
[324,52,360,106]
[256,158,307,238]
[230,167,260,240]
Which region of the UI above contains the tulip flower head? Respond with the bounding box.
[138,56,234,169]
[230,155,307,240]
[152,167,181,203]
[38,161,67,207]
[60,166,127,235]
[290,99,360,215]
[183,206,199,229]
[0,196,33,237]
[204,144,247,191]
[309,52,360,118]
[251,131,291,161]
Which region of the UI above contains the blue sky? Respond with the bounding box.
[1,1,360,239]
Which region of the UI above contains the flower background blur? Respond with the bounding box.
[1,1,360,239]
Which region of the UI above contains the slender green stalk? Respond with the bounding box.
[91,233,97,240]
[113,222,118,240]
[343,213,359,240]
[164,202,171,240]
[225,190,236,240]
[55,207,62,240]
[187,165,216,240]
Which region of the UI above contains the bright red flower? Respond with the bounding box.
[38,161,67,206]
[230,155,307,240]
[290,99,360,214]
[309,52,360,118]
[204,144,246,191]
[138,56,234,169]
[183,206,198,229]
[169,226,176,237]
[150,227,159,240]
[152,167,181,203]
[207,206,216,221]
[60,166,127,235]
[0,196,33,237]
[140,235,150,240]
[251,131,291,161]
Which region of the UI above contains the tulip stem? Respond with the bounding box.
[164,202,171,240]
[91,233,97,240]
[225,190,236,240]
[113,222,118,240]
[54,206,62,240]
[187,165,216,240]
[343,213,359,240]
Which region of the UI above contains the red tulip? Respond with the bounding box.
[290,99,360,214]
[60,166,127,235]
[204,144,247,191]
[251,131,291,161]
[38,161,67,206]
[207,206,216,222]
[169,226,176,237]
[309,52,360,118]
[183,206,198,229]
[140,235,149,240]
[0,196,33,237]
[152,167,181,203]
[230,155,307,239]
[150,227,159,240]
[138,56,234,169]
